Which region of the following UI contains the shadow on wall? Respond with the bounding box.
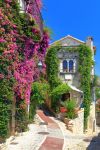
[86,133,100,150]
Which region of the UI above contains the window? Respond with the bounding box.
[61,59,75,73]
[63,60,68,72]
[69,60,74,72]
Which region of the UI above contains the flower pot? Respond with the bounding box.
[60,107,67,113]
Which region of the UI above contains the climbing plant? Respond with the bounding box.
[0,79,13,139]
[0,0,49,137]
[46,44,93,129]
[46,46,61,90]
[78,45,92,129]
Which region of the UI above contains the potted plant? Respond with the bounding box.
[61,99,78,131]
[60,106,67,113]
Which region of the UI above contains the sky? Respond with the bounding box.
[42,0,100,76]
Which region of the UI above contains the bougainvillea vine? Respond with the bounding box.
[0,0,49,104]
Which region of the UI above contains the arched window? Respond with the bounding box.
[63,60,68,72]
[69,60,74,72]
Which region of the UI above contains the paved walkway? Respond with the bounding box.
[37,110,64,150]
[1,110,64,150]
[1,110,100,150]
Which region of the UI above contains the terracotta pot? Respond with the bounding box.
[60,107,67,113]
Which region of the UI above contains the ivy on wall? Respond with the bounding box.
[78,45,92,129]
[46,46,61,90]
[46,44,93,129]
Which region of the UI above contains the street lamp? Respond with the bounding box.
[38,60,43,71]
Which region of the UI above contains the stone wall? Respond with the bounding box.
[87,102,96,133]
[65,109,84,134]
[70,91,83,107]
[72,108,84,134]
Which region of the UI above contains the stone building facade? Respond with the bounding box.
[51,35,95,108]
[51,35,96,133]
[52,35,95,88]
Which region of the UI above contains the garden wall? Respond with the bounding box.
[72,108,84,134]
[87,102,96,133]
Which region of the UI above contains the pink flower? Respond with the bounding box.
[0,38,6,43]
[0,74,4,79]
[5,0,12,3]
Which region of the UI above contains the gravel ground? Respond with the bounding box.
[0,115,47,150]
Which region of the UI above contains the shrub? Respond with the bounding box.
[15,99,28,132]
[0,79,13,139]
[51,84,71,100]
[29,82,50,120]
[62,100,77,119]
[51,83,71,112]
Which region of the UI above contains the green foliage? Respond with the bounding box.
[78,45,92,129]
[31,82,50,104]
[0,98,11,139]
[44,26,53,38]
[46,44,93,129]
[96,87,100,100]
[15,99,28,132]
[51,83,70,112]
[29,82,50,120]
[0,79,14,100]
[0,79,13,139]
[92,75,98,87]
[62,100,77,119]
[46,46,61,89]
[51,84,70,99]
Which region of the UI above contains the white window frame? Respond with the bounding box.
[61,59,76,73]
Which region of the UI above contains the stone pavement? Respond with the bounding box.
[1,110,100,150]
[37,110,64,150]
[1,110,64,150]
[5,123,46,150]
[50,116,87,150]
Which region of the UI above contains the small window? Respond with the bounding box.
[69,60,74,72]
[63,60,68,72]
